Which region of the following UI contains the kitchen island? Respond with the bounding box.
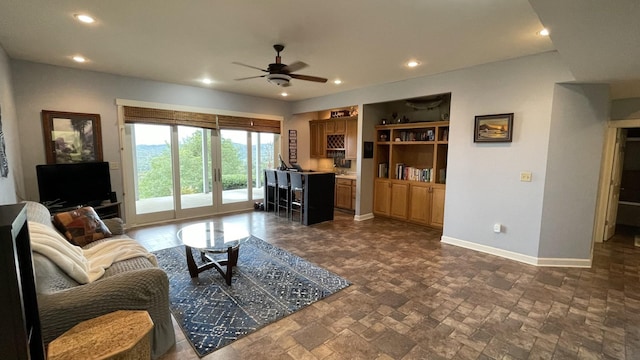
[265,170,335,225]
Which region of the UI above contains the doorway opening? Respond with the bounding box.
[596,121,640,247]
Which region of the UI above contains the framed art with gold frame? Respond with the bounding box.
[41,110,103,164]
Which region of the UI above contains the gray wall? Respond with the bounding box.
[538,84,609,259]
[11,60,290,202]
[0,45,22,204]
[611,97,640,120]
[292,51,582,258]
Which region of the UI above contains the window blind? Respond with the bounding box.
[217,115,281,134]
[123,106,281,134]
[123,106,218,129]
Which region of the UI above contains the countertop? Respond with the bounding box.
[335,174,356,180]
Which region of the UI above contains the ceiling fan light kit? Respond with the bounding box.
[234,44,327,87]
[266,73,291,86]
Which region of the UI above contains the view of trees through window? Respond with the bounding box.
[135,128,274,199]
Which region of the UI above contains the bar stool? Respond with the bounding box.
[264,170,277,213]
[276,170,290,218]
[289,172,304,224]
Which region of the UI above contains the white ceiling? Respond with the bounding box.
[0,0,638,101]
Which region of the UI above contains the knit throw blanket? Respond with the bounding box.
[28,221,157,284]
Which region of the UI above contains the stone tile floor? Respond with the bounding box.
[129,211,640,359]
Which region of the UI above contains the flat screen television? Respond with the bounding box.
[36,162,112,210]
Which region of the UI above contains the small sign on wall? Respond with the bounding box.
[289,130,297,164]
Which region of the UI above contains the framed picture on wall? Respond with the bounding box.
[474,113,514,143]
[41,110,103,164]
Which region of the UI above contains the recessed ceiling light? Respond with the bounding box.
[538,28,549,36]
[406,60,420,68]
[333,79,342,85]
[74,14,95,24]
[72,55,86,63]
[281,92,288,97]
[201,78,213,85]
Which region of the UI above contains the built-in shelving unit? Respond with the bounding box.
[374,121,449,228]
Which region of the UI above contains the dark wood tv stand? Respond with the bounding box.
[47,201,122,219]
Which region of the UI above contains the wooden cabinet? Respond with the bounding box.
[0,204,45,360]
[430,186,446,227]
[373,121,449,229]
[373,179,391,216]
[309,121,326,158]
[408,182,445,227]
[310,116,358,159]
[345,118,357,159]
[335,178,353,210]
[326,118,346,134]
[408,182,431,224]
[390,182,409,219]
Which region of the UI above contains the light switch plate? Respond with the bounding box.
[520,171,532,182]
[109,162,120,170]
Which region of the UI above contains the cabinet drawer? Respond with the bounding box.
[336,178,352,186]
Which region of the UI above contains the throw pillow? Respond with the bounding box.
[52,207,112,246]
[102,217,125,235]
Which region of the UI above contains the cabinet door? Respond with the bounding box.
[390,182,409,219]
[408,184,431,225]
[373,179,391,216]
[309,121,326,158]
[345,118,357,159]
[335,181,352,209]
[430,186,446,228]
[334,119,346,134]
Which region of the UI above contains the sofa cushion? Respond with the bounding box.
[52,207,112,246]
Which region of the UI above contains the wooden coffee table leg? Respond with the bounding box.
[223,246,240,285]
[185,245,199,278]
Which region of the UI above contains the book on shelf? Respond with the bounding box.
[394,163,433,182]
[378,163,388,178]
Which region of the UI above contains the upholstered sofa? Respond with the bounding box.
[25,201,175,359]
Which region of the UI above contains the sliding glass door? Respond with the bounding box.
[124,122,278,225]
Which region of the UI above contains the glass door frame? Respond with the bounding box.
[117,101,282,227]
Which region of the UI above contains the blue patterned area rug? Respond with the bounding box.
[154,236,351,357]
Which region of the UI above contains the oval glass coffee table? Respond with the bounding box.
[177,222,250,285]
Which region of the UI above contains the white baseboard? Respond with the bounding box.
[441,236,592,268]
[354,213,374,221]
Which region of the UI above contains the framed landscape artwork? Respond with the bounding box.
[41,110,103,164]
[474,113,514,143]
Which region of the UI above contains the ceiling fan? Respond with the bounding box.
[233,44,328,87]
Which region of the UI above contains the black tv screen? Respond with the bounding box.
[36,162,112,209]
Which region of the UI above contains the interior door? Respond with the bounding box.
[604,128,626,240]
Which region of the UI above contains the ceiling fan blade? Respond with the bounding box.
[283,61,308,73]
[290,74,328,83]
[234,75,266,81]
[232,62,268,72]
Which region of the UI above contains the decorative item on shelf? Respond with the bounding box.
[380,119,387,125]
[391,112,399,123]
[474,113,514,143]
[379,134,388,141]
[427,130,435,141]
[402,115,410,123]
[395,137,401,142]
[330,110,351,118]
[441,113,449,121]
[350,106,358,117]
[442,129,449,141]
